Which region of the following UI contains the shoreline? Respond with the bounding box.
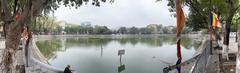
[34,34,202,39]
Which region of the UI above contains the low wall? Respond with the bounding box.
[237,31,240,73]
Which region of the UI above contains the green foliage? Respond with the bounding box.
[128,27,139,34]
[185,9,207,31]
[118,27,127,34]
[139,27,152,34]
[163,0,240,31]
[32,16,60,34]
[32,18,192,35]
[93,25,111,34]
[64,24,111,34]
[42,0,113,15]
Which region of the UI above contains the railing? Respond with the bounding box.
[163,38,210,73]
[189,40,210,73]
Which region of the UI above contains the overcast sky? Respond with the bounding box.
[54,0,189,29]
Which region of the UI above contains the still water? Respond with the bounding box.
[36,36,200,73]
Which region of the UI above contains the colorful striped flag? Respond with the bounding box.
[176,0,185,73]
[211,12,221,29]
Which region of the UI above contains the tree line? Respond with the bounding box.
[32,16,192,35]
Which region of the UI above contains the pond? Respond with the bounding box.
[36,35,201,73]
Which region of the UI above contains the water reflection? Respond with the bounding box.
[101,44,103,57]
[60,37,200,49]
[37,37,200,59]
[36,39,62,59]
[36,36,201,73]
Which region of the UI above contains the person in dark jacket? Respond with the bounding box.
[64,65,72,73]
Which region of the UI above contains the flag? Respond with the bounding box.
[176,0,185,37]
[211,12,221,29]
[176,38,182,73]
[176,59,181,72]
[175,0,185,73]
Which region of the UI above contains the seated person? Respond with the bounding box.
[64,65,73,73]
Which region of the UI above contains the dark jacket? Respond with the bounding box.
[63,67,72,73]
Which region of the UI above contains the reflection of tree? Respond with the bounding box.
[160,37,176,45]
[36,39,62,59]
[119,38,128,45]
[128,38,138,46]
[138,38,163,47]
[63,37,197,48]
[65,38,112,48]
[181,38,193,49]
[36,37,199,59]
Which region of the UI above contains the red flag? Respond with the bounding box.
[175,0,185,73]
[177,39,182,60]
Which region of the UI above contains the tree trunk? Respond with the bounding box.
[0,0,46,72]
[1,23,22,73]
[222,1,235,60]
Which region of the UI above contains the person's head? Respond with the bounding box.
[67,65,71,68]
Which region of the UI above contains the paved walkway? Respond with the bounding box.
[0,39,63,73]
[165,35,239,73]
[209,33,238,73]
[219,38,237,73]
[236,32,240,73]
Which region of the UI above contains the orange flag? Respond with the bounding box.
[176,0,185,38]
[175,0,185,73]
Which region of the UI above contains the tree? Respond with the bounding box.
[185,9,207,31]
[139,27,152,34]
[162,26,169,34]
[118,27,127,34]
[162,0,240,59]
[93,25,110,34]
[0,0,112,72]
[85,24,93,34]
[129,26,139,34]
[33,16,58,34]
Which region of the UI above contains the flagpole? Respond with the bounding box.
[209,0,213,55]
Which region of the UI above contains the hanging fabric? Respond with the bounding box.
[175,0,185,72]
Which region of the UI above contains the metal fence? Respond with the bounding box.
[189,40,210,73]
